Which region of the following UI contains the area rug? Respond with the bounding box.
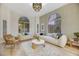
[21,41,79,56]
[0,41,79,56]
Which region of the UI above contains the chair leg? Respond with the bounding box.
[4,43,6,48]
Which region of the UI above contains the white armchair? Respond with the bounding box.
[17,34,33,41]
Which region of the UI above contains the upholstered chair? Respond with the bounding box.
[3,34,19,47]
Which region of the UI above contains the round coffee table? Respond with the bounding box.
[32,39,45,49]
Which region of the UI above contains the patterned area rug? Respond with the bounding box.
[0,41,79,56]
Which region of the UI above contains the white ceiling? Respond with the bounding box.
[3,3,67,18]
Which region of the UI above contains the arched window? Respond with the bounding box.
[18,17,29,35]
[48,13,61,33]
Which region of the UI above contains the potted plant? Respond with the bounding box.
[33,34,40,41]
[74,32,79,41]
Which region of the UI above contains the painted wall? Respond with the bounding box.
[9,11,22,36]
[0,4,11,37]
[40,4,79,38]
[0,4,23,37]
[0,4,1,37]
[29,17,37,35]
[0,4,36,37]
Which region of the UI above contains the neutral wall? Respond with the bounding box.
[0,4,1,37]
[0,4,28,37]
[29,17,37,35]
[10,11,22,36]
[0,4,11,37]
[40,4,79,38]
[0,4,36,37]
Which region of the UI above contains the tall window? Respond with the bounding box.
[3,20,7,35]
[19,17,29,35]
[48,13,61,33]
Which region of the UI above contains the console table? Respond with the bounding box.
[68,38,79,47]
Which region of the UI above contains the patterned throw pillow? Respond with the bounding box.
[57,33,62,39]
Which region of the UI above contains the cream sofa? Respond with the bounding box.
[17,34,33,41]
[40,35,67,47]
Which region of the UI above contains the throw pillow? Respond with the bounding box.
[57,33,62,39]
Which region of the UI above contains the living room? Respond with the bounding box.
[0,3,79,56]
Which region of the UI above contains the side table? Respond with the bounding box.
[69,39,79,47]
[32,39,45,49]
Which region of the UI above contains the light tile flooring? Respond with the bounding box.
[0,41,79,56]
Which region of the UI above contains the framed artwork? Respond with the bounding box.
[41,24,44,32]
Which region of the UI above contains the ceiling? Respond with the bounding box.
[3,3,68,18]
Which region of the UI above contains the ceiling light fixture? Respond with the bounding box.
[32,3,42,12]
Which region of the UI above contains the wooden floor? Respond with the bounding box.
[64,45,79,55]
